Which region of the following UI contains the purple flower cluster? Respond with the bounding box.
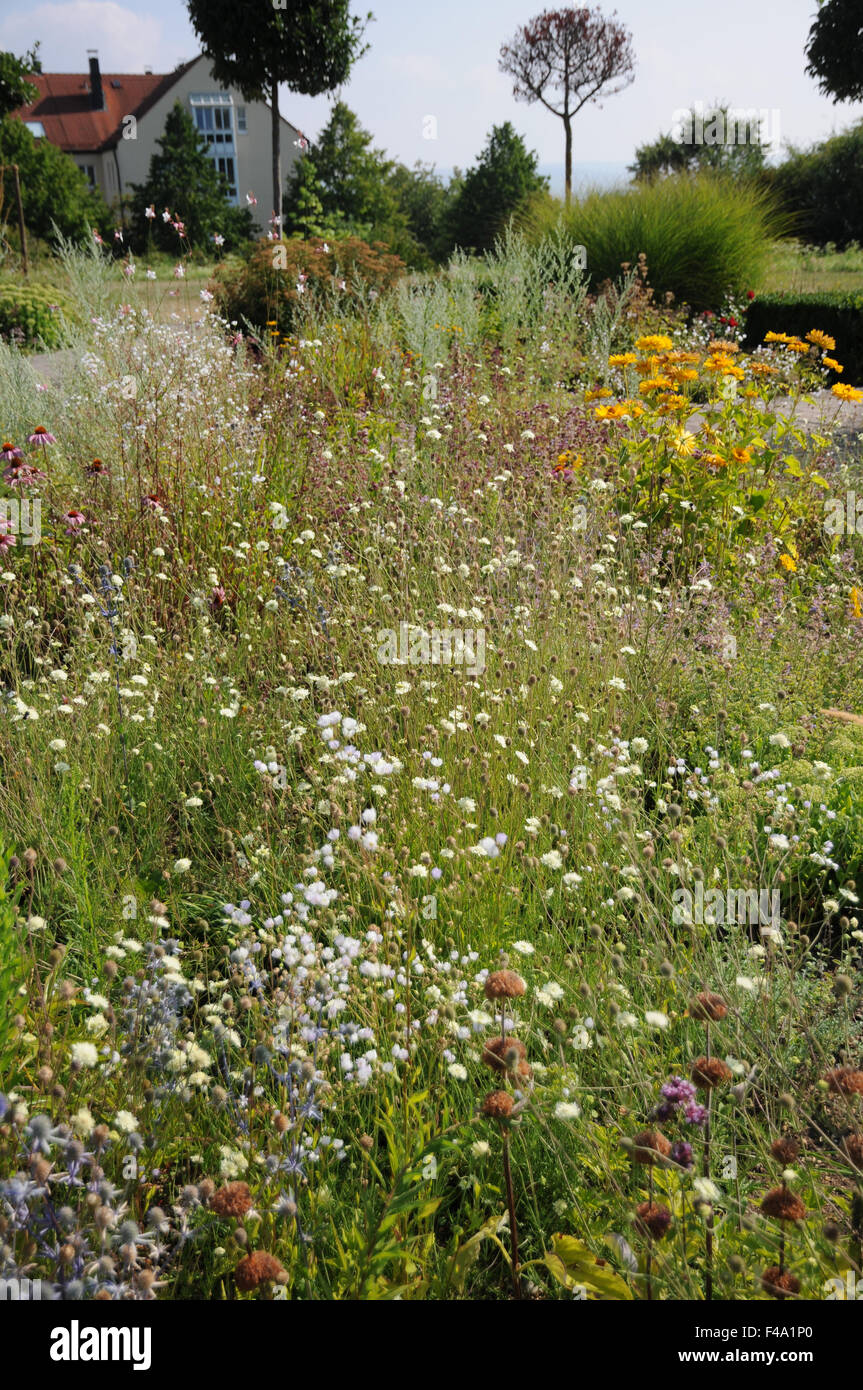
[653,1076,708,1129]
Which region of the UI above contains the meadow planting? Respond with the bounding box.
[0,233,862,1302]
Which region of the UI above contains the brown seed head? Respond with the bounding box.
[211,1181,253,1218]
[690,991,728,1022]
[692,1057,732,1089]
[635,1201,672,1241]
[761,1186,806,1222]
[825,1068,863,1096]
[234,1251,284,1292]
[630,1129,672,1166]
[481,1090,514,1120]
[482,1035,527,1075]
[842,1133,863,1170]
[484,970,526,1001]
[770,1136,800,1166]
[761,1266,800,1299]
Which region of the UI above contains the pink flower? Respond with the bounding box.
[144,205,156,220]
[0,516,17,551]
[28,426,56,447]
[0,442,23,462]
[246,191,258,206]
[63,509,86,533]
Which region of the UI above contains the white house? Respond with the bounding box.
[13,52,304,232]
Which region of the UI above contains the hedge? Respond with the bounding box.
[744,290,863,384]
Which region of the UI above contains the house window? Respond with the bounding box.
[189,93,239,204]
[80,164,97,188]
[24,121,46,138]
[236,106,247,134]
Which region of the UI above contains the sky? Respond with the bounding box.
[2,0,862,183]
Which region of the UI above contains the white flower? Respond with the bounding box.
[768,732,790,748]
[554,1101,581,1120]
[693,1177,720,1203]
[71,1107,95,1138]
[511,940,534,956]
[768,834,790,851]
[645,1010,669,1030]
[173,858,192,873]
[219,1146,249,1179]
[71,1042,99,1068]
[114,1110,139,1134]
[447,1063,468,1081]
[471,1140,491,1158]
[541,850,563,870]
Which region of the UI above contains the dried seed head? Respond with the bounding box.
[482,1035,527,1075]
[210,1182,253,1218]
[760,1187,806,1222]
[630,1129,672,1166]
[842,1133,863,1170]
[825,1068,863,1096]
[234,1251,284,1292]
[481,1091,514,1120]
[770,1136,800,1166]
[692,1057,732,1089]
[484,970,526,1001]
[635,1201,672,1241]
[689,991,728,1022]
[761,1266,800,1300]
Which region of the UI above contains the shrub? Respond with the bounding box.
[212,235,405,337]
[0,277,78,349]
[0,116,110,243]
[744,290,863,383]
[768,122,863,250]
[524,174,784,311]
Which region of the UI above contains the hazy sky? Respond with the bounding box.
[2,0,861,173]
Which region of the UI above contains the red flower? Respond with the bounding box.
[747,290,755,300]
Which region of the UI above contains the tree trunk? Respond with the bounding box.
[564,115,573,206]
[271,78,282,234]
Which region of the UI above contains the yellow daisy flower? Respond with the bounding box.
[635,334,674,352]
[832,383,863,403]
[806,329,836,351]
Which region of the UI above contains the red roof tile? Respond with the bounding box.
[11,61,199,153]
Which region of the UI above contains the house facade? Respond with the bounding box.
[14,52,303,233]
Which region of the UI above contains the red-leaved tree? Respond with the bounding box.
[499,7,635,204]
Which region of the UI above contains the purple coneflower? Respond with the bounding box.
[1,442,23,462]
[28,425,56,447]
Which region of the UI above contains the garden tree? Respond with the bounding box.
[0,114,109,242]
[302,101,400,228]
[769,120,863,248]
[388,162,453,263]
[186,0,368,227]
[630,106,768,182]
[805,0,863,103]
[447,122,547,254]
[283,155,328,238]
[499,6,635,203]
[0,44,40,120]
[129,102,253,252]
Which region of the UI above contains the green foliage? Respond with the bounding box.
[525,174,784,310]
[0,44,40,121]
[630,106,769,182]
[0,277,78,348]
[0,116,110,243]
[769,121,863,250]
[447,122,547,255]
[129,103,254,253]
[744,288,863,381]
[282,156,328,239]
[212,234,405,336]
[805,0,863,103]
